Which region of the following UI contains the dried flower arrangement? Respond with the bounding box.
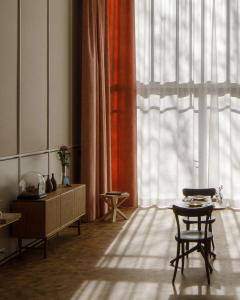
[57,146,71,185]
[57,145,71,167]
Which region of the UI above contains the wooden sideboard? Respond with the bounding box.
[11,184,86,258]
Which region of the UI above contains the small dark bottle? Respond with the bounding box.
[51,173,57,191]
[45,175,53,193]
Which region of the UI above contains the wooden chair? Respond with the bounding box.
[182,188,216,255]
[172,204,214,284]
[182,188,216,199]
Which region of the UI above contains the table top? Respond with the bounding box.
[172,199,225,210]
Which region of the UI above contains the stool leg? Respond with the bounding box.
[112,198,117,222]
[100,197,113,221]
[116,208,128,220]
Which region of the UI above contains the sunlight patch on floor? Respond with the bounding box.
[70,279,231,300]
[71,281,174,300]
[221,210,240,268]
[71,208,240,300]
[96,208,175,270]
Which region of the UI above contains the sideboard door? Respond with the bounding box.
[60,190,75,225]
[74,185,86,217]
[45,195,61,236]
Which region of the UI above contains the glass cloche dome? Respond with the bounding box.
[18,172,46,199]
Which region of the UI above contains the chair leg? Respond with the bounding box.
[199,245,213,273]
[181,242,184,274]
[208,240,212,258]
[209,223,215,251]
[170,244,199,266]
[211,238,215,251]
[203,242,211,285]
[209,239,216,260]
[172,242,180,284]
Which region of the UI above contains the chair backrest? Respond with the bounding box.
[182,188,216,198]
[172,204,214,239]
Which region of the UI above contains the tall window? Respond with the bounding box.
[136,0,240,207]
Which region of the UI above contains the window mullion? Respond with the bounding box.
[176,0,179,84]
[226,0,230,83]
[189,0,193,83]
[199,0,207,187]
[201,0,205,85]
[151,0,154,82]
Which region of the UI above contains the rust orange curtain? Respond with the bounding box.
[79,0,137,221]
[108,0,137,207]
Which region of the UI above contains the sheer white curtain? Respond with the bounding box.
[136,0,240,207]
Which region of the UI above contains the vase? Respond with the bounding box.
[51,173,57,191]
[45,175,53,193]
[61,165,67,186]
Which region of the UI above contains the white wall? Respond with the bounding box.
[0,0,73,259]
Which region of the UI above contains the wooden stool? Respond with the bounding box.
[100,192,129,222]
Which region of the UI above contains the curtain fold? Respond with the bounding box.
[108,0,138,207]
[80,0,111,221]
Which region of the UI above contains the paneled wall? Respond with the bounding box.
[0,0,74,259]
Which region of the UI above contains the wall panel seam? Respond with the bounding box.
[70,0,73,147]
[47,0,50,174]
[17,0,21,181]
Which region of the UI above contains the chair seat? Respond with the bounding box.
[183,217,216,225]
[175,230,213,242]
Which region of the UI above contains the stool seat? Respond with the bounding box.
[100,192,129,222]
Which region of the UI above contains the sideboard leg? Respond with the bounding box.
[18,238,22,257]
[43,238,48,258]
[77,218,81,235]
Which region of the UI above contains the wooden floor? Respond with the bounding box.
[0,208,240,300]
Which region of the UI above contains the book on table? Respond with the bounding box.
[106,191,126,196]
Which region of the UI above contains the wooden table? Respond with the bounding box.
[100,192,129,222]
[0,213,21,229]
